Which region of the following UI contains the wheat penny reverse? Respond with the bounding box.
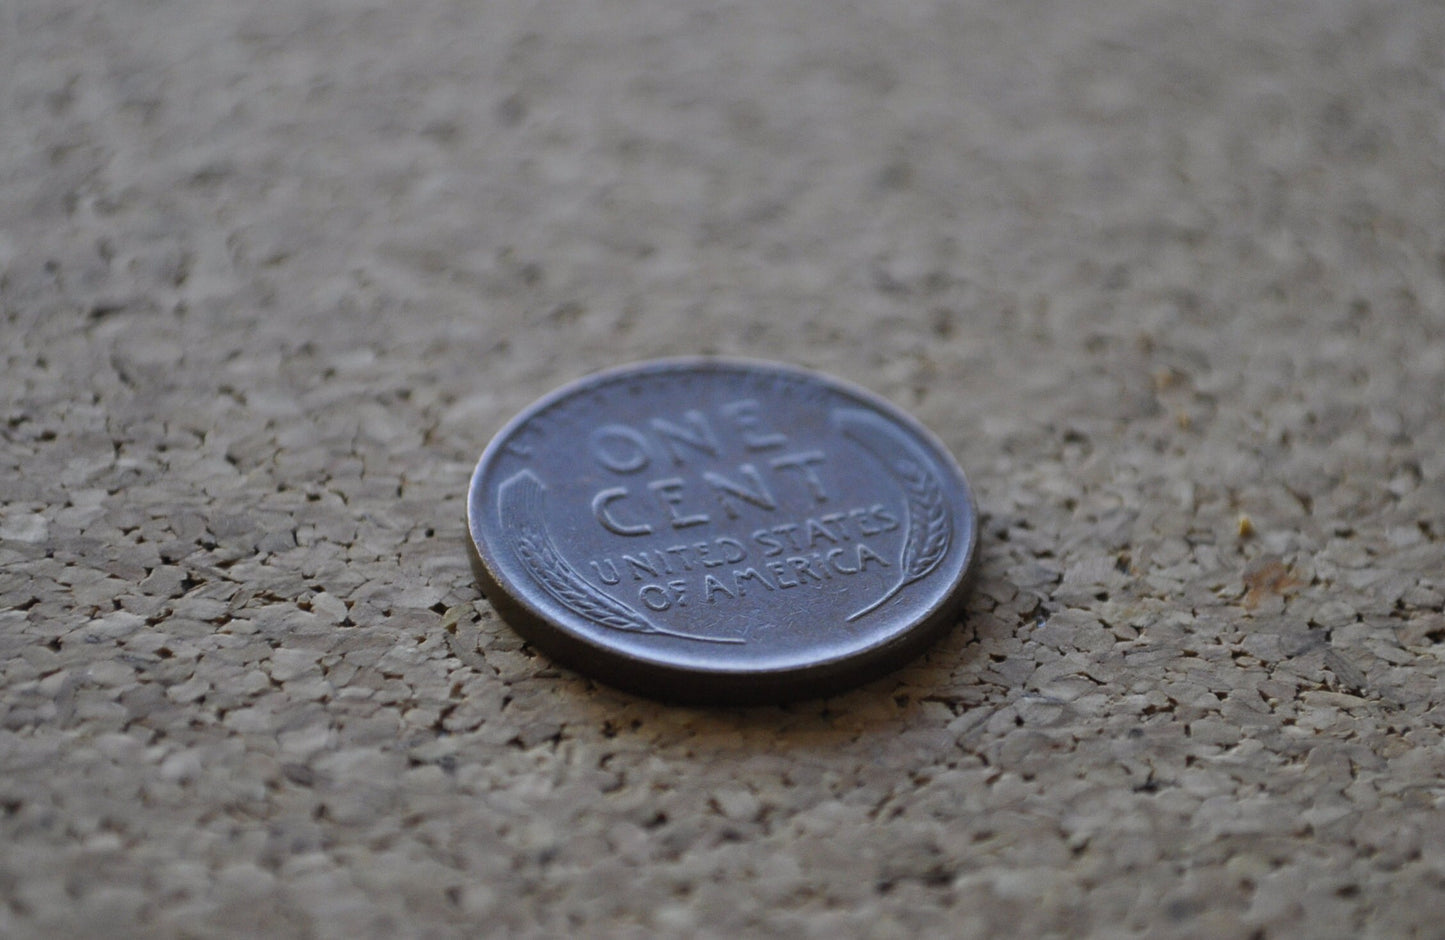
[466,358,979,704]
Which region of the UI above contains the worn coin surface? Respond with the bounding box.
[466,358,979,703]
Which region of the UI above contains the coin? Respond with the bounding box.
[466,358,979,704]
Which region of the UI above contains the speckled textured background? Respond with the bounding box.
[2,1,1444,936]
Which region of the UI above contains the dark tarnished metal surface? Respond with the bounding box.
[466,358,978,703]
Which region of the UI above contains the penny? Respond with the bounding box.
[466,358,979,704]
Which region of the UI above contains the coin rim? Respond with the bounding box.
[466,356,979,703]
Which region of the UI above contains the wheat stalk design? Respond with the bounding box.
[498,471,742,644]
[834,409,953,621]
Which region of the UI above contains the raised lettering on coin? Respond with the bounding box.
[466,358,978,704]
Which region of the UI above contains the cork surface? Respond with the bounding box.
[3,1,1444,937]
